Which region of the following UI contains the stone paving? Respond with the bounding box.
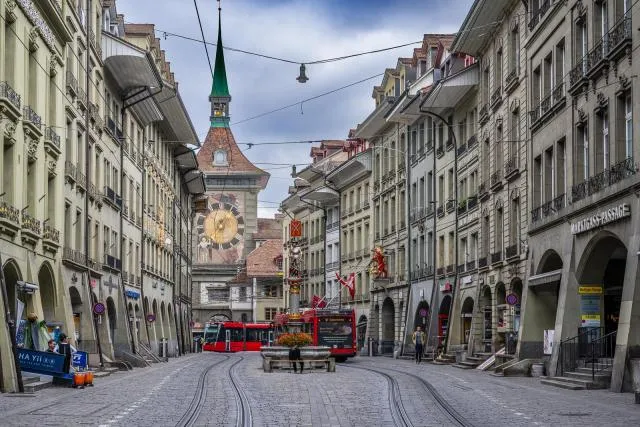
[1,352,640,426]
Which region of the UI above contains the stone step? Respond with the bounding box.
[490,372,505,377]
[22,376,41,385]
[575,366,612,374]
[466,356,487,362]
[565,371,611,382]
[540,378,586,390]
[24,380,53,393]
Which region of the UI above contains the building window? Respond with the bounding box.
[207,288,229,302]
[265,308,278,321]
[213,149,228,166]
[575,120,589,181]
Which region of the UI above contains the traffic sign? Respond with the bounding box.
[93,302,106,315]
[419,308,428,317]
[146,314,156,323]
[506,293,519,306]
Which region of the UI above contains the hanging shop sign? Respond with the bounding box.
[570,203,630,234]
[93,302,106,315]
[578,285,603,295]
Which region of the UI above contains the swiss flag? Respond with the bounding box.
[290,220,302,237]
[335,272,356,300]
[311,295,327,308]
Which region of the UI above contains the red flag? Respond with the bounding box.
[335,272,356,299]
[311,295,319,308]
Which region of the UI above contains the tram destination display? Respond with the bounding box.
[317,318,353,348]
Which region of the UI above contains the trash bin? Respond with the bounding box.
[159,338,168,358]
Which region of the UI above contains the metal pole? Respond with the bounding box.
[86,0,104,368]
[172,194,182,356]
[176,183,185,354]
[0,253,24,393]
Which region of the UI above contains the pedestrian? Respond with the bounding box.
[412,326,426,364]
[57,333,72,373]
[46,339,57,353]
[288,345,302,373]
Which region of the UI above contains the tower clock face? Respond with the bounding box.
[201,202,244,250]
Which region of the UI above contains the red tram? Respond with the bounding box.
[202,321,273,352]
[274,308,357,361]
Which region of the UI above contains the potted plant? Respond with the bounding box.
[276,332,312,348]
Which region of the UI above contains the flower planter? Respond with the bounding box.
[84,371,94,386]
[73,372,86,388]
[260,346,332,360]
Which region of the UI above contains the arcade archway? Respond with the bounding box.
[438,295,451,345]
[106,297,117,344]
[357,314,368,350]
[37,262,56,323]
[479,286,492,352]
[460,297,474,345]
[381,298,395,354]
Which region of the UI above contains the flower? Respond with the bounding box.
[276,332,313,348]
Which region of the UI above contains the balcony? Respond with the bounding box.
[436,146,444,158]
[87,257,103,273]
[446,264,454,275]
[568,57,588,94]
[504,156,520,181]
[21,212,41,245]
[479,104,489,125]
[490,86,503,110]
[531,206,541,223]
[457,199,467,214]
[457,143,467,156]
[326,261,340,271]
[103,186,122,210]
[505,69,519,94]
[437,205,445,218]
[586,38,607,79]
[478,181,489,200]
[436,267,445,277]
[467,135,478,150]
[528,0,552,32]
[466,260,477,271]
[490,170,503,190]
[457,264,465,274]
[104,254,122,271]
[0,81,21,118]
[505,244,519,260]
[608,16,632,62]
[77,86,87,110]
[23,105,42,136]
[42,224,60,252]
[478,256,488,270]
[445,199,455,213]
[571,157,637,203]
[76,169,86,191]
[62,247,86,270]
[445,139,454,152]
[44,126,61,157]
[491,251,503,265]
[0,201,20,236]
[467,195,478,211]
[66,71,78,97]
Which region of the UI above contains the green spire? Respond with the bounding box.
[210,8,230,99]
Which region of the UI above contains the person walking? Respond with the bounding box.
[288,346,303,373]
[412,326,426,364]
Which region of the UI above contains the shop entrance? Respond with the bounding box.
[438,295,451,345]
[578,235,626,354]
[414,301,430,333]
[460,297,474,346]
[381,298,395,354]
[357,315,368,350]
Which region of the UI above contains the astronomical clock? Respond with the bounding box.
[195,194,245,264]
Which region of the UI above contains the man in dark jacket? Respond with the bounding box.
[57,333,72,374]
[288,346,303,373]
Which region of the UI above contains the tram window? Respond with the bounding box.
[246,329,261,342]
[228,328,244,342]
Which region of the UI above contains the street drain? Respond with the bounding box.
[558,413,592,417]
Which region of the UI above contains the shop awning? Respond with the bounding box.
[419,63,479,114]
[102,32,164,125]
[528,269,562,294]
[154,84,199,146]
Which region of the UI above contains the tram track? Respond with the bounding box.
[228,356,253,427]
[346,365,413,427]
[345,363,475,427]
[176,355,230,427]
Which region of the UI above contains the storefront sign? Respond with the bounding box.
[18,348,71,379]
[72,351,88,369]
[125,289,140,299]
[579,285,603,294]
[580,293,601,327]
[570,203,630,234]
[581,314,601,327]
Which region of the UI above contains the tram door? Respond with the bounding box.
[225,329,231,352]
[267,330,274,347]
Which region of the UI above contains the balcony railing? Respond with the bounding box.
[531,206,541,223]
[569,57,588,91]
[457,143,467,156]
[446,264,454,274]
[436,267,445,276]
[491,251,503,265]
[466,260,476,271]
[0,201,20,234]
[490,170,502,189]
[436,146,444,158]
[571,157,637,203]
[478,181,489,198]
[467,135,477,149]
[479,104,489,124]
[66,70,78,96]
[44,127,61,150]
[446,199,455,213]
[505,69,518,93]
[467,195,478,211]
[21,212,41,235]
[505,156,519,178]
[0,81,21,111]
[43,225,60,243]
[63,247,86,267]
[586,38,607,77]
[490,86,502,109]
[23,106,42,130]
[445,139,454,151]
[505,244,518,259]
[608,16,632,60]
[437,205,444,218]
[478,257,488,269]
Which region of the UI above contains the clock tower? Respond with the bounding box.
[192,2,269,323]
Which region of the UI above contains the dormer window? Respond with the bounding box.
[213,149,228,166]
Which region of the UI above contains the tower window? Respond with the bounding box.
[213,149,228,166]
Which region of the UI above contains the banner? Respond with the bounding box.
[335,272,355,299]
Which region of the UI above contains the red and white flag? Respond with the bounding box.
[335,272,356,300]
[311,295,327,308]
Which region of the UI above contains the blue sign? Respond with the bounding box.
[15,319,26,346]
[72,351,88,369]
[125,289,140,299]
[18,348,72,380]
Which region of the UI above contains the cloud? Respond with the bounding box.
[116,0,473,216]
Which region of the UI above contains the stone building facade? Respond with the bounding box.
[0,0,203,393]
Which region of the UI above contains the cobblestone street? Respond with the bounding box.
[2,353,640,426]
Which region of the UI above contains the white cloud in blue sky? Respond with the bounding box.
[117,0,474,216]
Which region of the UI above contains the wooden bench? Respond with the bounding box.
[263,357,336,373]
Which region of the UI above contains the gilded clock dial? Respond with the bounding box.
[202,203,244,248]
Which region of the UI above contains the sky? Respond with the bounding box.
[117,0,475,217]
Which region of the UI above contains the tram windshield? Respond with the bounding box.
[204,324,219,343]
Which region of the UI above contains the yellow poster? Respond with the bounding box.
[578,286,602,294]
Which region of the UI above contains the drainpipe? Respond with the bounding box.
[86,0,104,368]
[139,128,151,347]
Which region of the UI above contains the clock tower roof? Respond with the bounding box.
[196,126,270,188]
